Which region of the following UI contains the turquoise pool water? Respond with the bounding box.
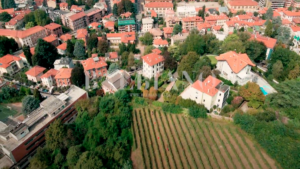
[260,87,268,95]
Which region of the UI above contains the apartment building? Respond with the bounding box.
[61,12,86,30]
[0,86,88,168]
[81,56,108,79]
[0,54,24,75]
[176,6,197,18]
[0,26,47,47]
[55,68,73,87]
[142,17,154,33]
[85,8,102,24]
[44,23,63,37]
[205,15,229,26]
[259,0,284,9]
[25,66,46,83]
[282,10,300,21]
[5,13,27,30]
[180,75,230,110]
[182,16,204,31]
[142,52,165,79]
[226,0,259,12]
[144,2,173,18]
[153,38,168,48]
[106,32,136,47]
[118,18,136,32]
[165,16,180,27]
[41,69,59,88]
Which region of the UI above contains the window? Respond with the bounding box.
[203,100,205,102]
[21,131,24,135]
[219,93,221,96]
[218,99,220,102]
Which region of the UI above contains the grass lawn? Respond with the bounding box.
[207,55,218,65]
[248,27,253,33]
[0,104,18,122]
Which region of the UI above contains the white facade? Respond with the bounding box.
[41,76,55,88]
[216,61,253,85]
[54,58,74,70]
[26,73,43,83]
[0,60,24,75]
[142,18,154,33]
[142,60,164,79]
[145,6,173,18]
[176,6,197,18]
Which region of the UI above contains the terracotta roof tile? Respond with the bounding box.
[76,29,88,39]
[152,48,161,54]
[81,57,107,71]
[153,38,168,45]
[25,66,46,77]
[142,53,164,66]
[55,68,73,79]
[69,12,86,21]
[43,34,57,42]
[0,54,21,68]
[59,2,68,8]
[104,21,115,28]
[70,5,83,12]
[145,2,173,8]
[216,51,255,73]
[44,23,61,30]
[109,52,118,59]
[57,43,67,50]
[191,75,221,96]
[228,0,258,6]
[41,69,58,78]
[60,33,72,41]
[250,33,276,49]
[182,16,203,22]
[163,27,173,34]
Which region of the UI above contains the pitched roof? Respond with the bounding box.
[89,22,101,27]
[182,16,203,22]
[120,12,132,18]
[191,75,222,96]
[43,34,57,43]
[44,23,61,30]
[0,26,45,39]
[55,68,73,79]
[106,32,136,43]
[163,27,173,34]
[40,69,58,78]
[109,52,118,59]
[237,14,252,20]
[151,10,157,17]
[25,66,46,77]
[59,2,68,8]
[250,33,276,49]
[70,5,83,12]
[60,33,72,41]
[153,38,168,45]
[81,57,107,71]
[57,43,67,50]
[283,10,300,17]
[216,51,255,73]
[5,13,27,26]
[0,54,21,68]
[145,2,173,8]
[290,25,300,32]
[282,19,291,25]
[76,29,88,39]
[149,28,163,36]
[152,48,161,54]
[69,12,86,21]
[104,21,115,28]
[142,53,165,66]
[227,0,258,6]
[205,15,229,21]
[0,8,14,15]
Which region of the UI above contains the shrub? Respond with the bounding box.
[134,97,147,106]
[226,95,234,104]
[221,105,234,114]
[152,101,163,107]
[162,103,182,114]
[188,106,207,118]
[253,111,276,122]
[231,96,244,108]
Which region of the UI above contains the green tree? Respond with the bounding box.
[66,40,74,57]
[22,96,40,115]
[221,34,245,53]
[198,5,205,20]
[113,4,118,15]
[239,82,265,108]
[288,65,300,79]
[144,45,155,55]
[172,24,182,35]
[74,151,104,169]
[265,7,273,20]
[24,12,36,24]
[121,51,129,67]
[188,106,207,118]
[237,32,250,42]
[71,65,85,87]
[33,89,43,102]
[0,12,11,22]
[32,39,59,68]
[139,32,153,45]
[179,31,206,55]
[67,145,82,168]
[2,0,16,9]
[276,26,291,44]
[45,120,66,151]
[0,36,18,57]
[54,151,65,167]
[22,45,33,66]
[28,148,51,169]
[87,34,98,51]
[34,9,51,26]
[108,63,119,73]
[163,48,177,70]
[128,52,134,67]
[264,20,273,37]
[25,21,35,29]
[178,52,199,79]
[73,41,86,59]
[97,39,109,55]
[272,60,283,80]
[245,40,267,63]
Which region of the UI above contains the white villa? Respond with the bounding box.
[142,52,165,79]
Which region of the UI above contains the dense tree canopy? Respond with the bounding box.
[71,63,85,87]
[2,0,16,9]
[22,96,40,115]
[0,36,18,57]
[0,12,11,22]
[139,32,153,45]
[32,39,59,68]
[265,7,273,20]
[24,9,51,26]
[245,40,267,63]
[73,41,86,60]
[22,45,33,66]
[177,52,199,80]
[221,34,245,53]
[179,31,206,55]
[239,82,265,108]
[172,24,182,35]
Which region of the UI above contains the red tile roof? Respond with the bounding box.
[25,66,46,77]
[86,9,101,17]
[0,8,14,15]
[197,22,212,30]
[55,68,73,79]
[250,33,277,49]
[152,48,161,54]
[213,25,222,31]
[40,69,58,78]
[76,29,88,39]
[216,51,255,73]
[205,15,229,21]
[0,26,45,39]
[57,43,67,50]
[43,34,57,43]
[282,19,291,25]
[293,18,300,24]
[163,27,173,34]
[120,12,132,18]
[60,33,72,41]
[89,22,101,28]
[5,13,25,26]
[145,2,173,8]
[107,32,136,43]
[59,2,68,8]
[153,38,168,45]
[70,5,83,12]
[0,54,21,68]
[182,16,203,22]
[142,53,165,66]
[81,57,107,71]
[109,52,118,59]
[290,25,300,32]
[227,0,258,6]
[283,10,300,17]
[103,13,113,19]
[104,21,115,28]
[237,15,252,20]
[273,11,280,17]
[69,12,86,21]
[44,23,61,30]
[191,75,221,96]
[151,10,157,17]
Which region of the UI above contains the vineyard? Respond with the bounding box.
[131,108,279,169]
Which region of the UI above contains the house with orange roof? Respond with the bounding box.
[70,5,83,12]
[182,16,204,31]
[205,15,229,26]
[197,22,212,34]
[55,68,73,87]
[105,52,119,62]
[144,2,173,18]
[44,23,63,37]
[25,65,46,82]
[60,33,72,42]
[76,29,88,45]
[57,43,67,55]
[250,33,277,60]
[5,12,29,30]
[165,16,180,28]
[226,0,259,12]
[153,38,168,48]
[163,27,173,38]
[106,32,136,48]
[282,10,300,21]
[0,8,15,16]
[180,75,230,110]
[104,21,115,31]
[59,2,68,11]
[0,54,24,75]
[142,52,165,79]
[81,56,107,79]
[43,34,59,47]
[41,69,59,88]
[216,51,255,85]
[89,22,101,30]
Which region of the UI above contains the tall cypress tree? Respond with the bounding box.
[23,45,33,66]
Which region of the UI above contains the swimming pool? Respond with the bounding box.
[260,87,268,95]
